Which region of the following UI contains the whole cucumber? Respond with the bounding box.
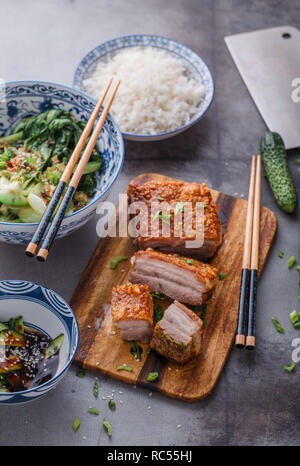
[260,132,298,213]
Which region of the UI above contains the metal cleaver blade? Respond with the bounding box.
[225,26,300,150]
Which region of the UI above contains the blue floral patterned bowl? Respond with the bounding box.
[73,34,214,141]
[0,81,124,244]
[0,280,79,404]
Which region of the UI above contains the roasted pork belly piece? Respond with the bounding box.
[127,180,222,260]
[151,300,203,364]
[111,284,154,343]
[130,249,219,306]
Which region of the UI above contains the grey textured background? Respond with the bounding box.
[0,0,300,446]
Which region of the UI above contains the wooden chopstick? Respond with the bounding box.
[246,155,261,350]
[25,78,113,257]
[36,79,120,262]
[235,155,256,348]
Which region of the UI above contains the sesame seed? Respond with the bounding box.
[177,424,182,429]
[148,392,152,397]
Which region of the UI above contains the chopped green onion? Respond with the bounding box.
[88,408,99,415]
[116,365,133,372]
[272,317,285,333]
[278,250,284,258]
[179,341,183,346]
[196,203,209,209]
[158,282,163,289]
[72,417,80,432]
[76,368,85,377]
[130,341,142,361]
[154,303,164,322]
[146,348,151,355]
[180,257,194,264]
[152,210,172,225]
[219,272,227,280]
[152,210,161,222]
[284,362,295,372]
[287,256,296,269]
[108,400,116,411]
[157,196,164,201]
[93,380,99,399]
[174,202,185,214]
[147,371,159,382]
[151,291,165,300]
[110,255,128,270]
[290,310,300,326]
[103,420,112,437]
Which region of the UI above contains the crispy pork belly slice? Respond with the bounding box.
[127,180,222,260]
[130,249,219,306]
[111,284,154,343]
[151,300,203,363]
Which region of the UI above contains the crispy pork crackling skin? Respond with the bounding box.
[151,300,203,364]
[130,248,219,306]
[111,284,154,343]
[127,180,222,260]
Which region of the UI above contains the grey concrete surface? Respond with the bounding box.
[0,0,300,446]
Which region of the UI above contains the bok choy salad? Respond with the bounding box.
[0,109,102,223]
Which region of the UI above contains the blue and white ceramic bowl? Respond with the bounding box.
[0,280,79,405]
[73,34,214,142]
[0,80,124,244]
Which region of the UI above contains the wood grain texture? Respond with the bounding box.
[70,173,277,401]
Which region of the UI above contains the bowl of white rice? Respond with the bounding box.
[73,34,214,141]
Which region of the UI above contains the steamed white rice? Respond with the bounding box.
[83,47,205,135]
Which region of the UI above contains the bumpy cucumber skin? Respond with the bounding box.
[260,132,298,213]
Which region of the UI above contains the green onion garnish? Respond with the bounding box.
[93,380,99,399]
[278,250,284,258]
[76,368,85,377]
[272,317,285,333]
[287,256,296,269]
[130,341,142,361]
[110,255,128,270]
[72,417,80,432]
[151,291,165,300]
[290,310,300,326]
[147,372,159,382]
[116,365,133,372]
[284,362,295,372]
[88,408,99,415]
[174,202,185,215]
[219,272,227,280]
[103,420,112,437]
[154,303,164,322]
[108,400,116,411]
[180,257,194,264]
[146,348,151,355]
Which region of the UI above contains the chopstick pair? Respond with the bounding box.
[25,78,120,262]
[235,154,261,350]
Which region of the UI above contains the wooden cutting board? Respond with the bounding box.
[70,173,277,401]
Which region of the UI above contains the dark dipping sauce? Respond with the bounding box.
[5,327,59,392]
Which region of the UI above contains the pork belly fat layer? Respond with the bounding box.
[111,284,154,343]
[151,300,203,364]
[130,249,219,306]
[127,180,222,260]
